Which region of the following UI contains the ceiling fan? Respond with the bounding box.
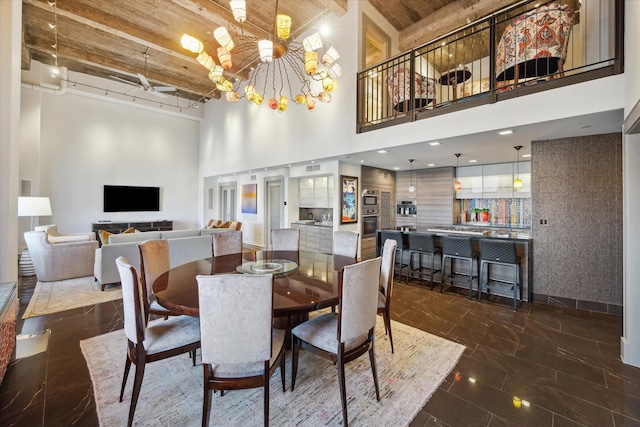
[110,48,176,98]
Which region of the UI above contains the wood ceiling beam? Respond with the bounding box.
[398,0,515,51]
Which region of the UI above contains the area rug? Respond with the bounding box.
[81,316,465,426]
[22,276,122,319]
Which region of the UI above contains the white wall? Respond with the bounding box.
[21,89,201,233]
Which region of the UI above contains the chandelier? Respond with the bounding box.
[180,0,342,112]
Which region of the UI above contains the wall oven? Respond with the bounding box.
[362,189,379,207]
[362,215,379,238]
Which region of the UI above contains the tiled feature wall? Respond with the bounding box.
[460,198,532,228]
[532,133,622,312]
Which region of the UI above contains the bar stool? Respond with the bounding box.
[378,230,409,282]
[478,239,521,311]
[441,236,479,300]
[407,233,442,290]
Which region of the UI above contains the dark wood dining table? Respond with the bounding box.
[152,249,357,319]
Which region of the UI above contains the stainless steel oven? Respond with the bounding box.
[362,189,379,207]
[363,215,379,238]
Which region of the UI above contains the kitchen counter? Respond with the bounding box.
[392,225,531,240]
[291,221,334,228]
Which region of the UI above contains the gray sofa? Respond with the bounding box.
[94,228,234,290]
[24,231,99,282]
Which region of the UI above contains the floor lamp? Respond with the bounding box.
[18,197,53,279]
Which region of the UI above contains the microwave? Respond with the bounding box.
[362,189,379,206]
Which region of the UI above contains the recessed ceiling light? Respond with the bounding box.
[428,163,435,167]
[393,167,400,170]
[429,142,440,146]
[469,159,477,163]
[498,129,514,135]
[377,150,387,153]
[264,168,268,170]
[311,160,315,163]
[360,160,365,163]
[522,154,531,158]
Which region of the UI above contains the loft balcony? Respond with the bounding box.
[356,0,623,134]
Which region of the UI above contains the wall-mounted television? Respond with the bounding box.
[103,185,160,212]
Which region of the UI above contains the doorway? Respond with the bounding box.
[264,177,284,249]
[219,183,237,222]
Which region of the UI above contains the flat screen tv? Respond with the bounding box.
[103,185,160,212]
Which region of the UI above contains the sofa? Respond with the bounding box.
[24,231,99,281]
[94,228,234,290]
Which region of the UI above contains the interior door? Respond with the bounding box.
[265,178,283,248]
[219,183,236,222]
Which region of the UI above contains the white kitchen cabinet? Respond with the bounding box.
[456,162,531,199]
[455,165,483,199]
[299,175,334,207]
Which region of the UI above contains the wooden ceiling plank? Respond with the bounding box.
[398,0,516,51]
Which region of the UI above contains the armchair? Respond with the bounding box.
[24,231,98,281]
[34,224,95,244]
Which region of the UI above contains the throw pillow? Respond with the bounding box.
[98,227,135,245]
[213,221,232,228]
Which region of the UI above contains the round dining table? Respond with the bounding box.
[152,250,357,318]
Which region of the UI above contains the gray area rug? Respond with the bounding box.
[23,276,122,319]
[81,316,465,426]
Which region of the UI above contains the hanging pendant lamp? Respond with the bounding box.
[408,159,415,193]
[514,146,523,189]
[454,153,462,191]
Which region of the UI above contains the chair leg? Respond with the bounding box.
[280,346,286,393]
[337,348,348,426]
[127,348,146,427]
[263,361,270,427]
[202,364,212,427]
[385,307,394,354]
[291,337,299,391]
[119,355,132,402]
[368,343,381,401]
[478,261,485,302]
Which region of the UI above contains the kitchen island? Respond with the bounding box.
[375,227,532,303]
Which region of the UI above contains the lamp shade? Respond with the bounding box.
[181,34,204,54]
[303,32,323,51]
[214,27,234,51]
[197,51,216,70]
[217,47,232,70]
[18,197,52,217]
[230,0,246,22]
[258,40,273,62]
[276,14,292,39]
[321,46,340,66]
[304,51,318,74]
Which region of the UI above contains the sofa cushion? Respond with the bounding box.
[109,230,161,244]
[99,227,134,245]
[161,229,201,239]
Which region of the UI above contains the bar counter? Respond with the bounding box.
[375,227,533,303]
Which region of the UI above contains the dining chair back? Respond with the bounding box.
[138,239,180,318]
[332,231,359,258]
[291,256,382,426]
[196,273,286,427]
[116,256,200,427]
[212,230,243,256]
[378,238,397,353]
[271,228,300,251]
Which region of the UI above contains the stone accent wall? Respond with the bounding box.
[532,133,622,313]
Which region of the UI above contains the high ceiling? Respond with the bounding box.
[21,0,518,102]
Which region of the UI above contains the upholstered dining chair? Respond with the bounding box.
[291,257,383,426]
[211,230,243,257]
[271,228,300,251]
[138,239,181,319]
[378,238,397,353]
[196,273,285,427]
[115,256,200,427]
[332,231,359,258]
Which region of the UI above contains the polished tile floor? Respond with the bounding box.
[1,274,639,427]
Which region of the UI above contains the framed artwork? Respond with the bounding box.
[340,176,358,224]
[241,183,257,214]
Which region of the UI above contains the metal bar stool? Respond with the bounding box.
[441,236,479,300]
[478,239,521,311]
[407,233,442,290]
[378,230,409,282]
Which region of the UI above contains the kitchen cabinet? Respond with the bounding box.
[292,223,333,253]
[299,176,333,208]
[456,162,531,199]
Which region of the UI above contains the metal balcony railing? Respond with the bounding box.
[356,0,623,133]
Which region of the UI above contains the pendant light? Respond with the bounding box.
[513,146,523,189]
[408,159,415,193]
[454,153,462,191]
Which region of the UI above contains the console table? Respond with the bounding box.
[0,282,17,385]
[91,220,173,240]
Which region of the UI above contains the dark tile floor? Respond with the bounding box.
[1,274,639,427]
